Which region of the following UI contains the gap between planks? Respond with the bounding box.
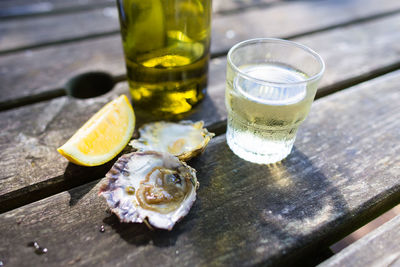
[0,30,120,56]
[2,2,400,56]
[0,1,115,20]
[1,2,400,213]
[0,72,399,265]
[2,6,400,110]
[1,69,399,214]
[0,120,226,214]
[0,0,281,20]
[1,0,400,110]
[2,45,400,112]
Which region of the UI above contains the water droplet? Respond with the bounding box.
[28,241,48,255]
[225,30,236,39]
[99,225,105,233]
[36,247,48,255]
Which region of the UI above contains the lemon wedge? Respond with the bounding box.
[57,95,135,166]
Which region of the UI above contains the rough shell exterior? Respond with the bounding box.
[99,151,198,230]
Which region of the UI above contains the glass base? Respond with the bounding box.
[226,126,295,164]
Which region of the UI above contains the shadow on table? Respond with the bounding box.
[184,143,350,265]
[65,148,131,206]
[63,162,112,206]
[102,213,182,248]
[64,87,222,208]
[95,139,349,266]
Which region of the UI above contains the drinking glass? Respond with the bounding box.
[225,38,325,164]
[116,0,212,119]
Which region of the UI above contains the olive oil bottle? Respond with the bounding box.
[116,0,212,118]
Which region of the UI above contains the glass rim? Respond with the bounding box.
[227,38,325,86]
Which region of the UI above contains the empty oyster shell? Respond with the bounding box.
[99,151,198,230]
[129,121,214,161]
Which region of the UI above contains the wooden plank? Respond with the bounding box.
[1,71,399,266]
[0,0,280,53]
[0,85,127,211]
[210,0,400,55]
[0,8,120,53]
[319,215,400,267]
[0,0,278,18]
[0,0,114,18]
[2,0,400,103]
[2,0,400,54]
[0,57,226,212]
[287,13,400,97]
[2,13,400,210]
[0,0,113,10]
[214,0,279,13]
[187,12,400,117]
[0,35,126,104]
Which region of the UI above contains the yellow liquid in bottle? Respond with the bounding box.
[117,0,211,119]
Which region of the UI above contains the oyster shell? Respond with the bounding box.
[99,151,198,230]
[129,121,214,161]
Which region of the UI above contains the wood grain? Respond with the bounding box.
[0,57,226,212]
[0,0,114,18]
[319,215,400,267]
[2,0,400,104]
[0,35,126,103]
[2,0,400,54]
[1,70,399,266]
[210,0,400,55]
[0,0,280,53]
[0,0,278,19]
[0,7,120,53]
[2,12,400,210]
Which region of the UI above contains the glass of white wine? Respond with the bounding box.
[225,38,325,164]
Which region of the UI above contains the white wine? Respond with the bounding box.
[225,63,316,164]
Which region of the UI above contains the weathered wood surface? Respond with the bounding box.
[209,13,400,100]
[319,215,400,267]
[1,71,399,266]
[0,0,281,53]
[2,12,400,211]
[0,35,125,105]
[2,0,400,53]
[0,0,279,19]
[0,7,120,53]
[0,0,114,18]
[0,58,227,212]
[294,14,400,97]
[2,0,400,103]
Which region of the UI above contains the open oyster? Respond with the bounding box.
[129,121,214,161]
[99,151,198,230]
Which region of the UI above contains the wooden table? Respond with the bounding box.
[1,0,400,266]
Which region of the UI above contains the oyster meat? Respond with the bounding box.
[99,151,198,230]
[130,121,214,161]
